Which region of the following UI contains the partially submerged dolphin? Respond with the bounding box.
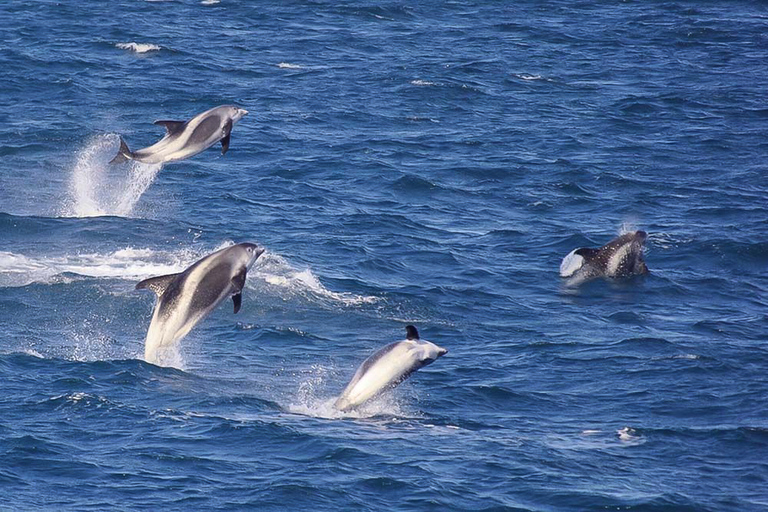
[560,230,649,282]
[136,242,264,365]
[110,105,248,165]
[334,325,447,412]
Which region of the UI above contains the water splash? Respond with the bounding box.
[61,134,162,218]
[286,364,408,419]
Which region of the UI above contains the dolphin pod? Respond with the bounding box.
[114,104,651,413]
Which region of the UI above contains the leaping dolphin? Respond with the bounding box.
[560,230,649,282]
[334,325,447,412]
[110,105,248,165]
[136,242,264,365]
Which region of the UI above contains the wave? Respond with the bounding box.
[252,251,378,306]
[60,134,162,218]
[116,42,162,53]
[0,244,377,306]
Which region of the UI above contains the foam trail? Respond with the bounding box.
[252,251,378,306]
[0,246,202,288]
[0,244,377,311]
[62,134,162,218]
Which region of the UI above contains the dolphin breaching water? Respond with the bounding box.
[136,242,265,365]
[110,105,249,165]
[560,230,650,282]
[334,325,447,412]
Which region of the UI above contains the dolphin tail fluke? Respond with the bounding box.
[109,137,134,164]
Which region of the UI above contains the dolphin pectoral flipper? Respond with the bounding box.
[232,292,242,314]
[230,267,247,313]
[153,120,186,135]
[136,273,180,296]
[220,119,233,155]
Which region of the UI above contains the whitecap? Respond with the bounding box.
[617,426,642,443]
[411,79,437,86]
[116,42,161,53]
[252,251,378,306]
[277,62,303,69]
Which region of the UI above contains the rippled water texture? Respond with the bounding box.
[1,1,767,511]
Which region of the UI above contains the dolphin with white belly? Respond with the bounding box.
[136,242,264,365]
[560,230,649,283]
[110,105,248,165]
[334,325,447,412]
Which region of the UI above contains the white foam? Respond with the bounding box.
[116,42,161,53]
[61,134,163,218]
[0,246,204,288]
[277,62,302,69]
[0,244,376,310]
[253,251,378,306]
[201,0,220,4]
[617,426,641,442]
[411,79,437,86]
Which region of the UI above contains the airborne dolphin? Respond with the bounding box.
[110,105,248,165]
[334,326,447,412]
[560,230,649,282]
[136,242,264,365]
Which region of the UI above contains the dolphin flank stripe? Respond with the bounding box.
[110,105,248,165]
[137,243,264,365]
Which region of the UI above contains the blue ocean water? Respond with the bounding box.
[1,1,767,510]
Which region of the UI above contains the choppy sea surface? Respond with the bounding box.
[1,1,767,510]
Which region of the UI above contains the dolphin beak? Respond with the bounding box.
[240,109,249,116]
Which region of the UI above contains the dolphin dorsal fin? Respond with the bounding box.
[405,325,419,340]
[135,273,179,297]
[153,120,186,135]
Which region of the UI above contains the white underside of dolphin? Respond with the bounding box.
[334,326,447,412]
[137,243,264,365]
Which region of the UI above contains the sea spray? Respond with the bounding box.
[62,134,162,217]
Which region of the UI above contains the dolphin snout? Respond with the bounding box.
[634,230,648,242]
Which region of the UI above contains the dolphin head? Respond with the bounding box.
[232,242,265,269]
[228,105,249,123]
[421,341,448,365]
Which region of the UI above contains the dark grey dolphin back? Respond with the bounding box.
[188,115,223,146]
